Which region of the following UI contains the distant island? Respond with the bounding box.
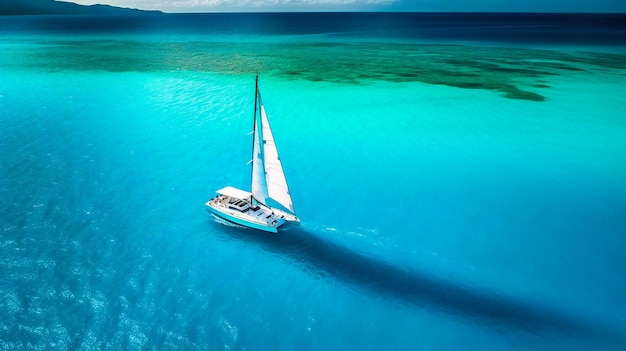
[0,0,162,15]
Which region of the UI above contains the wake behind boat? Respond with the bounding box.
[206,76,300,233]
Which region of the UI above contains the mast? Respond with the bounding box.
[250,75,259,205]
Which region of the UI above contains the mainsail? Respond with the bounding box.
[250,84,296,215]
[251,100,269,206]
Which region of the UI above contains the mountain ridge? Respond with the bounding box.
[0,0,162,16]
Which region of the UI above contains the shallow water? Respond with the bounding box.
[1,13,626,350]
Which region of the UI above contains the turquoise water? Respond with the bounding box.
[1,13,626,350]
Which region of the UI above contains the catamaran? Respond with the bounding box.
[206,76,300,233]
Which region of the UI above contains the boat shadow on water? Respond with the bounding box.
[214,222,622,342]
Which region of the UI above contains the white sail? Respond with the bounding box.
[257,91,296,215]
[251,103,269,206]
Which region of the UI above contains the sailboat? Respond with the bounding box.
[206,76,300,233]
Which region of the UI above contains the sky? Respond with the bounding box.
[63,0,626,13]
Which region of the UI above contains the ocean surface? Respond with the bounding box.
[1,12,626,350]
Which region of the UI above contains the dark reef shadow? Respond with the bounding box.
[213,222,623,342]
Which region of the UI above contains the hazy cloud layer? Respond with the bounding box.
[67,0,397,11]
[65,0,626,12]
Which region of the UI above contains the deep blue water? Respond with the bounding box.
[1,12,626,350]
[2,12,626,45]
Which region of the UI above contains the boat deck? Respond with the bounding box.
[206,194,286,232]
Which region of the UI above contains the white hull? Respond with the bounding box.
[205,192,290,233]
